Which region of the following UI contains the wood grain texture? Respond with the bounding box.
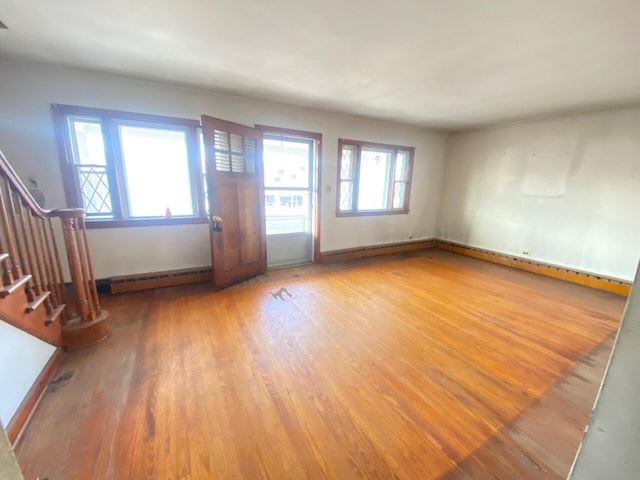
[14,250,624,479]
[7,347,63,445]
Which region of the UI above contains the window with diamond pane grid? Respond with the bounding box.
[339,181,353,211]
[54,105,203,223]
[77,166,113,215]
[337,140,414,215]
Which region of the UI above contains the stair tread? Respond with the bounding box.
[25,290,51,313]
[0,274,32,298]
[45,304,65,326]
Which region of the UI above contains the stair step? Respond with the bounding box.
[45,304,65,326]
[0,274,32,298]
[25,290,51,313]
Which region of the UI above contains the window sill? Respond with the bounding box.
[335,209,409,217]
[85,217,208,229]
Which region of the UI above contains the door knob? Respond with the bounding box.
[211,215,223,232]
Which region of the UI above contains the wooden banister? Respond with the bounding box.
[0,149,108,348]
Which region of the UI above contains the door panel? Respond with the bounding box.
[202,115,266,289]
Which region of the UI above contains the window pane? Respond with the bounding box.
[393,181,406,209]
[265,189,310,234]
[76,165,113,215]
[339,181,353,211]
[357,149,392,210]
[340,145,356,180]
[264,138,310,188]
[119,125,194,217]
[199,130,210,215]
[70,120,106,165]
[395,151,410,181]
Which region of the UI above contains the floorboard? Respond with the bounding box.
[14,250,625,479]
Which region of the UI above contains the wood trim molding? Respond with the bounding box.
[6,347,63,445]
[110,266,212,294]
[435,240,632,296]
[256,124,323,264]
[320,239,435,264]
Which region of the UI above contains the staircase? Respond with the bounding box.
[0,149,109,445]
[0,149,108,349]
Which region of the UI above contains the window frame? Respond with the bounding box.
[52,104,206,228]
[336,138,414,217]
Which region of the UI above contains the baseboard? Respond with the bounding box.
[110,266,212,294]
[6,347,63,445]
[319,239,436,264]
[435,240,632,296]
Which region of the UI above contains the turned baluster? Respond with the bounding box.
[74,218,95,319]
[25,206,49,294]
[79,217,101,315]
[41,217,64,310]
[35,217,57,313]
[48,218,69,322]
[60,215,92,321]
[0,185,22,283]
[15,197,41,300]
[5,188,29,282]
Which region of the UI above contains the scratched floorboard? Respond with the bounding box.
[14,250,625,479]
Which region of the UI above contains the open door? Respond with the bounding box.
[202,115,267,289]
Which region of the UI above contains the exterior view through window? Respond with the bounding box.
[263,134,315,266]
[53,105,202,225]
[263,136,313,235]
[337,139,414,215]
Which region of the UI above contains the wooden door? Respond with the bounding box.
[201,115,267,289]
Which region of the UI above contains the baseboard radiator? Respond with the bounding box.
[110,266,212,294]
[434,240,631,296]
[107,240,631,296]
[319,239,435,264]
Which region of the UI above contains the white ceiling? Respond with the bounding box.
[0,0,639,130]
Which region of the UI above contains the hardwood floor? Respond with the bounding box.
[14,250,625,479]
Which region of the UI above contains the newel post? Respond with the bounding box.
[61,215,92,322]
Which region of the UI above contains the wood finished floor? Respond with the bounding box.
[15,250,625,480]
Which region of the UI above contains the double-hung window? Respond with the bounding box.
[337,139,414,216]
[53,105,204,227]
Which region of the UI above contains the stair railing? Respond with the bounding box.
[0,149,107,347]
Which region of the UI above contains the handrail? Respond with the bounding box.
[0,151,84,219]
[0,149,107,346]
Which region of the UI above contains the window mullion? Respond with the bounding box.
[106,119,128,219]
[352,145,361,212]
[388,149,398,210]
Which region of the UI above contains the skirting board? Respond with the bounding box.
[6,347,63,445]
[435,240,631,296]
[319,239,436,264]
[110,266,212,294]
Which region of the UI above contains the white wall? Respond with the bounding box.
[437,108,640,281]
[569,260,640,479]
[0,320,56,427]
[0,58,448,279]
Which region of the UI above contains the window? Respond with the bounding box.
[337,139,414,216]
[263,134,314,235]
[53,105,205,227]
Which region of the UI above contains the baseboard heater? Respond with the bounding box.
[109,266,212,294]
[435,240,631,296]
[319,239,436,264]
